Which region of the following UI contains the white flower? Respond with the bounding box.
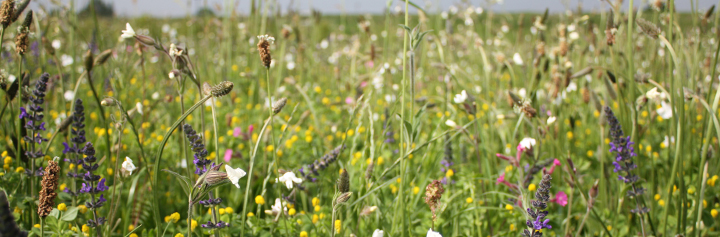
[445,119,458,128]
[645,87,666,101]
[121,23,136,39]
[121,157,137,176]
[257,34,275,44]
[63,90,75,101]
[225,165,247,189]
[662,136,675,148]
[168,43,182,58]
[427,228,443,237]
[135,102,144,115]
[547,116,557,125]
[152,92,160,100]
[566,81,578,92]
[519,137,536,150]
[51,40,61,49]
[512,53,524,65]
[656,101,673,119]
[372,229,384,237]
[264,198,287,217]
[569,32,579,41]
[276,171,302,189]
[453,90,468,104]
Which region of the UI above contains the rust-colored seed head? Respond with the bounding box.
[0,0,14,29]
[257,35,275,68]
[424,180,445,221]
[38,160,60,218]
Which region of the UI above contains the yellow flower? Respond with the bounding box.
[128,224,135,231]
[658,200,665,206]
[34,224,41,228]
[712,209,718,218]
[654,194,661,201]
[312,214,319,224]
[390,184,398,194]
[59,183,67,191]
[166,212,180,223]
[107,168,113,176]
[219,208,226,215]
[509,223,516,231]
[566,131,574,139]
[15,167,24,173]
[78,205,88,214]
[255,195,265,205]
[505,165,513,173]
[466,197,473,204]
[528,184,537,192]
[312,197,320,206]
[314,205,321,212]
[289,208,296,216]
[225,207,234,214]
[413,186,420,194]
[335,219,342,234]
[247,212,254,217]
[174,234,184,237]
[82,224,90,233]
[505,204,514,211]
[129,234,138,237]
[300,231,308,237]
[58,203,67,211]
[445,169,454,178]
[191,219,198,231]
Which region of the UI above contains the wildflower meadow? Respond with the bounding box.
[1,0,720,236]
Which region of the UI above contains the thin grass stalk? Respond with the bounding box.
[106,120,124,234]
[152,94,213,233]
[86,68,113,187]
[239,110,272,236]
[396,0,409,236]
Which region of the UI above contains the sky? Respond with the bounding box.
[29,0,719,17]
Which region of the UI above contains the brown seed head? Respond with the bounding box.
[257,35,275,68]
[0,0,14,29]
[38,160,60,218]
[335,192,352,204]
[15,31,28,55]
[210,81,234,98]
[424,180,445,221]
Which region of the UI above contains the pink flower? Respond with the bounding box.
[248,125,254,134]
[545,158,561,174]
[365,60,374,68]
[551,191,568,206]
[495,173,518,190]
[233,127,242,137]
[224,149,233,162]
[345,97,354,105]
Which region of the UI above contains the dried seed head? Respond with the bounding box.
[14,31,28,55]
[0,0,14,29]
[94,49,113,66]
[636,18,661,39]
[83,50,94,72]
[209,81,234,98]
[335,192,352,204]
[257,35,275,68]
[424,180,445,221]
[20,9,31,28]
[272,97,287,115]
[12,0,29,23]
[38,160,60,218]
[337,169,350,193]
[281,25,292,39]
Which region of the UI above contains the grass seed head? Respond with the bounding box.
[257,35,275,68]
[636,18,661,39]
[0,0,14,29]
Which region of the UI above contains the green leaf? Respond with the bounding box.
[49,208,60,219]
[162,169,192,197]
[398,24,412,33]
[60,206,79,222]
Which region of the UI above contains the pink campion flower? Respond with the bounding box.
[224,149,233,162]
[544,158,561,174]
[248,125,254,134]
[233,127,242,137]
[551,191,568,206]
[345,97,354,104]
[495,173,518,190]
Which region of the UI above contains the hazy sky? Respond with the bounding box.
[30,0,719,17]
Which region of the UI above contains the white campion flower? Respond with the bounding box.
[168,43,181,58]
[121,23,136,39]
[225,165,247,188]
[645,87,666,101]
[135,102,144,115]
[427,228,443,237]
[519,137,536,150]
[453,90,468,104]
[547,116,557,125]
[121,157,137,176]
[445,119,458,128]
[63,90,75,101]
[264,198,287,218]
[512,53,524,65]
[656,101,673,119]
[372,229,384,237]
[276,171,303,189]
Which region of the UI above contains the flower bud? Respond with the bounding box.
[203,171,229,186]
[94,49,113,66]
[135,34,156,47]
[84,50,94,72]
